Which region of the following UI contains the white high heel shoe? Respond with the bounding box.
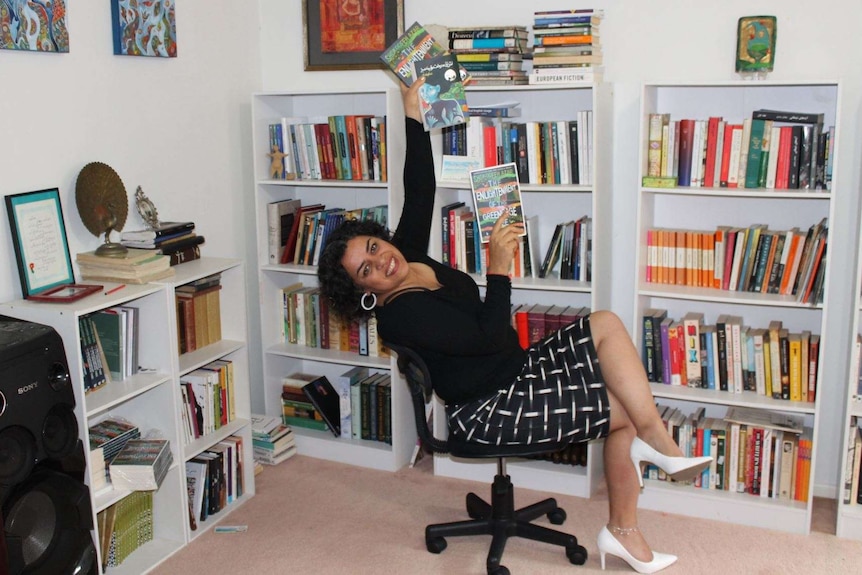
[631,436,713,488]
[597,525,677,574]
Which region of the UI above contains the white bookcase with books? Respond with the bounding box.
[836,214,862,539]
[0,256,255,573]
[632,81,841,534]
[427,82,613,498]
[251,89,417,472]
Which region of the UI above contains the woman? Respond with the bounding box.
[318,79,711,574]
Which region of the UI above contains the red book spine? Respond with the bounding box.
[483,124,498,167]
[774,126,793,189]
[703,117,720,187]
[719,122,735,187]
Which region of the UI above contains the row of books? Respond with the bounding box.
[97,491,153,569]
[447,25,530,86]
[642,310,821,402]
[512,304,591,350]
[184,434,245,530]
[280,282,389,358]
[844,417,862,505]
[76,248,174,284]
[179,359,237,443]
[442,115,594,185]
[529,9,603,85]
[539,216,592,280]
[175,273,222,354]
[266,114,388,182]
[89,417,141,495]
[644,218,829,304]
[282,370,392,444]
[119,221,205,267]
[267,199,387,267]
[651,404,811,503]
[251,414,297,466]
[79,305,140,393]
[439,200,532,278]
[644,109,833,190]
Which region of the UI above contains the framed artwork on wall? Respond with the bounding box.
[4,189,102,301]
[0,0,69,53]
[303,0,404,71]
[110,0,177,58]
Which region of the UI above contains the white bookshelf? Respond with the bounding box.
[0,257,255,573]
[429,82,613,498]
[251,89,417,472]
[632,81,841,534]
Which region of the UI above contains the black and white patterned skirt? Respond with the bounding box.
[447,315,611,446]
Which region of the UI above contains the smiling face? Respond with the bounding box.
[340,235,409,298]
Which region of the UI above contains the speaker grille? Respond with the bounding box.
[0,427,35,486]
[42,404,78,460]
[5,489,56,565]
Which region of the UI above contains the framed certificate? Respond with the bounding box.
[5,188,101,301]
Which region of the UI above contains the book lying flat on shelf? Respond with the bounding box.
[412,53,468,131]
[109,438,173,491]
[724,406,804,434]
[120,221,195,242]
[469,162,527,243]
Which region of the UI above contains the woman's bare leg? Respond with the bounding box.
[604,389,655,561]
[591,310,682,457]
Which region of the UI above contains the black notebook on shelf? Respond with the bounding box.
[301,376,341,437]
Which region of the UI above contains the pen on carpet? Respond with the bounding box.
[105,284,126,295]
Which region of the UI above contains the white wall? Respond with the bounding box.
[0,2,261,319]
[257,0,862,498]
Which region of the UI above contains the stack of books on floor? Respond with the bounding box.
[448,25,530,86]
[88,417,141,493]
[251,413,297,465]
[108,438,173,491]
[175,273,223,354]
[77,248,175,284]
[97,491,153,570]
[529,8,603,85]
[119,221,206,266]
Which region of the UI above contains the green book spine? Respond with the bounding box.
[744,119,766,188]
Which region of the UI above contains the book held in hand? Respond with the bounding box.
[412,53,468,131]
[469,162,527,243]
[380,21,470,87]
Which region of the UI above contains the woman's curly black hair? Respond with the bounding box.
[317,218,392,323]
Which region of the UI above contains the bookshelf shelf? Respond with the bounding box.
[633,81,841,534]
[0,261,257,573]
[252,89,417,473]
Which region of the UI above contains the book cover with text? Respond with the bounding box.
[469,162,526,243]
[412,53,468,131]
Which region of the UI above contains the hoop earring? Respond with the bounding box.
[360,292,377,311]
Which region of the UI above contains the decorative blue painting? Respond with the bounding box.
[0,0,69,52]
[110,0,177,58]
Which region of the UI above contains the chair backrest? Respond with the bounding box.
[387,343,449,455]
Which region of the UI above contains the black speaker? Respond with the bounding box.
[0,316,97,575]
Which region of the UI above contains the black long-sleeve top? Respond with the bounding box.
[375,119,526,405]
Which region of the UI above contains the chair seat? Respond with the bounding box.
[448,436,572,459]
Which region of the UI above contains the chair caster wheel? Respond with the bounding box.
[489,565,510,575]
[566,544,588,565]
[426,536,447,554]
[547,507,566,525]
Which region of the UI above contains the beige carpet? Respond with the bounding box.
[152,455,862,574]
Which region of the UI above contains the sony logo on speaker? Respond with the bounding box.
[17,382,38,394]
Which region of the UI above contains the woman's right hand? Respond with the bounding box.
[401,77,424,123]
[486,213,525,276]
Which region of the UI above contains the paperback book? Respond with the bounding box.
[412,53,469,131]
[109,438,173,491]
[469,162,526,244]
[380,21,447,86]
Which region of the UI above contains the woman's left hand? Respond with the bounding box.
[486,213,524,276]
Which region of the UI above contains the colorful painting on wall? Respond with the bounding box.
[0,0,69,53]
[110,0,177,58]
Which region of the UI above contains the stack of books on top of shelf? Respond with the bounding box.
[108,438,173,491]
[175,273,222,354]
[119,221,206,266]
[529,9,603,85]
[88,417,141,492]
[251,414,297,465]
[448,25,530,86]
[97,491,153,570]
[77,248,174,284]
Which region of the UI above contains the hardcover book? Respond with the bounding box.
[469,162,526,244]
[301,375,342,437]
[411,53,468,131]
